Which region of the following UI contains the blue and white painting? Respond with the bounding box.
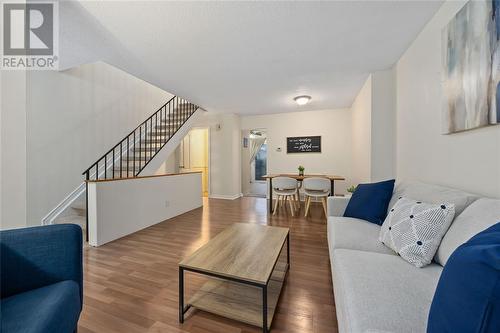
[442,0,500,133]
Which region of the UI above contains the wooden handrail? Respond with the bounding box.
[86,171,202,183]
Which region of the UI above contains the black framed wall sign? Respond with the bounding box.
[286,136,321,153]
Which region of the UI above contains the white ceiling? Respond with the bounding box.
[71,1,443,115]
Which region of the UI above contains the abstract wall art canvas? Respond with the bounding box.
[442,0,500,134]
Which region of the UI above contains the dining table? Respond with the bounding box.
[262,174,345,214]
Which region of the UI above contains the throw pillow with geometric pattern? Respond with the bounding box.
[379,197,455,268]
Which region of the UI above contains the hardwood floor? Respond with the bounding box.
[78,197,337,333]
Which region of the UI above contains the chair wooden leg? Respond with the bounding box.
[288,196,295,217]
[321,197,328,217]
[273,195,280,215]
[291,194,297,212]
[305,196,311,217]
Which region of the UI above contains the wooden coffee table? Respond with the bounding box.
[179,223,290,333]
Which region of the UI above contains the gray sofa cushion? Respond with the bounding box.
[435,198,500,266]
[388,181,479,216]
[331,249,442,333]
[327,216,395,255]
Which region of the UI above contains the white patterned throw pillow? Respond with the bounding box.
[379,197,455,268]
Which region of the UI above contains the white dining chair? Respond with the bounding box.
[303,177,330,217]
[273,177,299,216]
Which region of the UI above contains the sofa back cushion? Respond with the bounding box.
[388,181,478,217]
[435,198,500,266]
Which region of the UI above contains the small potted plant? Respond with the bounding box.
[298,165,305,176]
[347,185,357,195]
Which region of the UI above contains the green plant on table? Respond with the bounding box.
[347,185,357,193]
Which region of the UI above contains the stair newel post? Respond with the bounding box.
[104,154,107,179]
[112,148,115,179]
[85,170,89,241]
[127,136,130,177]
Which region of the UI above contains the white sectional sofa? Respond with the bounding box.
[327,181,500,333]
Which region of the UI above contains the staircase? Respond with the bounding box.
[83,96,199,181]
[81,96,200,240]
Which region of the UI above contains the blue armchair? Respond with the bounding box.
[0,224,83,333]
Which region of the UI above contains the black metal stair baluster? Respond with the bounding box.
[168,102,171,139]
[176,97,179,131]
[127,136,129,177]
[163,105,166,141]
[182,98,185,122]
[173,98,176,133]
[156,113,158,152]
[133,131,136,176]
[120,142,123,178]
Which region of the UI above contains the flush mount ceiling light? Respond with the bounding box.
[294,95,311,106]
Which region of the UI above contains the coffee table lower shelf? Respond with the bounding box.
[188,263,288,330]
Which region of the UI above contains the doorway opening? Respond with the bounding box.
[242,129,267,197]
[179,127,209,197]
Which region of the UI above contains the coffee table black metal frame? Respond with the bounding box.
[179,233,290,333]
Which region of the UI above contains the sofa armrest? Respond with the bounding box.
[327,196,351,217]
[0,224,83,306]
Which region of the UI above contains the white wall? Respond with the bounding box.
[351,76,372,185]
[87,173,202,246]
[25,61,173,226]
[1,70,28,230]
[192,112,241,199]
[155,152,178,175]
[241,109,352,195]
[396,0,500,198]
[371,69,396,181]
[350,69,396,185]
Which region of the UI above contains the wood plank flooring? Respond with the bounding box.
[78,197,337,333]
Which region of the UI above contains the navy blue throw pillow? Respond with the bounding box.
[427,222,500,333]
[343,179,395,225]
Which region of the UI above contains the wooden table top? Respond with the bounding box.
[263,174,345,181]
[179,223,289,285]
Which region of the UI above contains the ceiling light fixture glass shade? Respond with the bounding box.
[294,95,311,105]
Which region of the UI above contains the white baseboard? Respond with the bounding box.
[209,193,243,200]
